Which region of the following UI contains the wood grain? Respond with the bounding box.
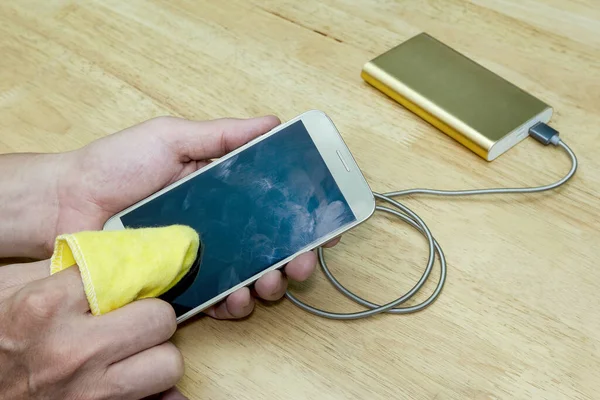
[1,1,599,398]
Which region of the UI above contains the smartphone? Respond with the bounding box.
[103,110,375,323]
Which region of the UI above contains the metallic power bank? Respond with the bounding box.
[361,33,552,161]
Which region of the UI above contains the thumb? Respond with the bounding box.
[162,115,281,161]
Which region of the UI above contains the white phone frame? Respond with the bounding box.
[103,110,375,323]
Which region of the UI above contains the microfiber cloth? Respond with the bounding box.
[49,225,200,316]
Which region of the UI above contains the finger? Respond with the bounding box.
[165,116,281,161]
[0,259,50,294]
[322,236,341,248]
[284,252,317,282]
[7,265,88,326]
[104,342,184,400]
[159,387,188,400]
[254,270,287,301]
[195,160,211,170]
[27,265,89,314]
[86,298,177,363]
[204,287,254,319]
[142,387,187,400]
[171,159,213,182]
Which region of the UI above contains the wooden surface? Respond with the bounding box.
[1,1,599,398]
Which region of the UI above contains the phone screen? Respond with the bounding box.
[120,120,357,317]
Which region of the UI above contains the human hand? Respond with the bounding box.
[51,116,340,319]
[0,261,186,400]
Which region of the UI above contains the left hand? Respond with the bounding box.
[50,115,340,319]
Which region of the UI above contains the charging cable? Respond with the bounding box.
[286,122,578,319]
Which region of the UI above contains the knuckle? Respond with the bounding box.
[146,300,177,338]
[13,284,66,321]
[50,340,88,376]
[161,342,185,382]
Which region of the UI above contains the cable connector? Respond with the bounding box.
[529,122,560,146]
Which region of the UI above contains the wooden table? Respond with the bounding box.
[2,1,599,398]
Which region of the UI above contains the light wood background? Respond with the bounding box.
[1,1,599,399]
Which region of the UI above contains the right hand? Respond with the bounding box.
[0,260,186,400]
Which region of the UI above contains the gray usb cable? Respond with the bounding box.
[286,123,578,319]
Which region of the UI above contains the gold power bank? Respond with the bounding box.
[361,33,552,161]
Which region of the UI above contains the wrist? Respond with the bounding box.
[0,152,68,259]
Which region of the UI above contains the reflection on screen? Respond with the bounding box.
[121,121,356,316]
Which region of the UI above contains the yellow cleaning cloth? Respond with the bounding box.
[50,225,199,316]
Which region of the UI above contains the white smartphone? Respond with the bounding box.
[104,110,375,323]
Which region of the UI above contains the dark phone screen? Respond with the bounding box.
[121,121,356,316]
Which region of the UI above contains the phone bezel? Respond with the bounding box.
[103,110,375,323]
